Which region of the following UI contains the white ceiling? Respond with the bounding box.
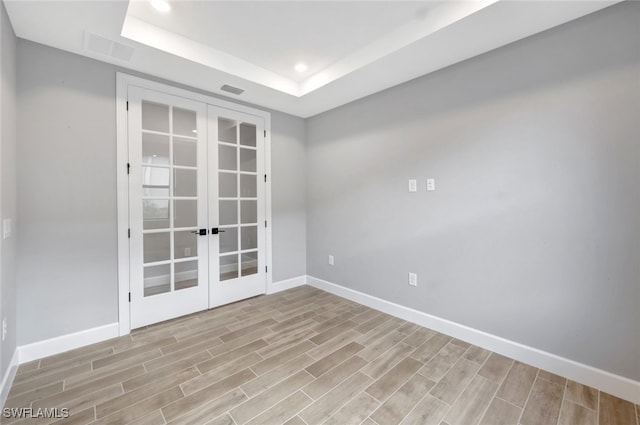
[5,0,620,118]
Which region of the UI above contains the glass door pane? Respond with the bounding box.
[130,87,209,329]
[140,100,201,297]
[216,117,261,282]
[209,106,265,308]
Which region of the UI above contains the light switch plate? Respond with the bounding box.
[3,218,11,239]
[408,179,417,193]
[408,273,417,287]
[426,178,435,191]
[328,255,334,266]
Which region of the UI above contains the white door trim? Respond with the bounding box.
[116,73,273,336]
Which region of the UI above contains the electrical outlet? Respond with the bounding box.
[408,273,417,287]
[184,247,191,257]
[328,255,334,266]
[408,179,417,193]
[2,318,7,342]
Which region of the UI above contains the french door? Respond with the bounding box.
[209,107,266,308]
[127,87,266,328]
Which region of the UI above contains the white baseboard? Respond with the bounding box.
[307,275,640,404]
[0,349,19,409]
[267,275,307,294]
[18,323,120,364]
[144,269,198,287]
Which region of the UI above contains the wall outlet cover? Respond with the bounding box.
[408,273,417,287]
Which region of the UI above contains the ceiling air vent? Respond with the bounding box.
[83,31,134,62]
[220,85,245,95]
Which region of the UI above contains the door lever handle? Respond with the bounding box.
[190,229,208,236]
[211,228,226,235]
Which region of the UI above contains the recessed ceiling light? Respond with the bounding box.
[150,0,171,13]
[294,63,308,73]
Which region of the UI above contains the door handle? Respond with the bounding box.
[190,229,208,236]
[211,228,226,235]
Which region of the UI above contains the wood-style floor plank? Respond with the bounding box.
[519,376,565,425]
[370,373,436,425]
[2,286,634,425]
[599,392,637,425]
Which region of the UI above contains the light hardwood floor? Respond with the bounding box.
[4,286,639,425]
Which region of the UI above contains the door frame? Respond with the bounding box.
[116,73,273,336]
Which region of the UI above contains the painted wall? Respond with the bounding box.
[306,2,640,380]
[0,1,17,381]
[16,40,307,344]
[271,113,307,280]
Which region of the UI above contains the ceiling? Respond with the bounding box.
[5,0,620,118]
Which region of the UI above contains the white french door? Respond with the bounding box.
[209,107,266,307]
[127,86,267,329]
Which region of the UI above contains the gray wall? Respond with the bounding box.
[16,40,307,344]
[306,2,640,381]
[1,1,17,381]
[272,113,307,280]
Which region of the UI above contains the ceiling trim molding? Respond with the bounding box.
[122,0,499,98]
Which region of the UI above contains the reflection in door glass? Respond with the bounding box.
[218,118,237,144]
[220,254,239,281]
[143,232,170,263]
[142,133,170,165]
[175,260,198,290]
[241,226,258,251]
[241,200,257,224]
[219,145,237,170]
[174,230,197,259]
[219,172,237,197]
[173,107,197,136]
[174,200,197,228]
[239,123,256,147]
[142,101,169,133]
[240,174,257,197]
[239,148,256,172]
[220,228,238,254]
[241,251,258,277]
[142,166,170,197]
[144,264,171,297]
[173,138,197,167]
[219,200,238,225]
[143,200,169,230]
[174,169,197,197]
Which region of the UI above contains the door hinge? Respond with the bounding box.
[128,292,131,302]
[127,163,130,174]
[265,220,267,228]
[126,101,129,111]
[264,130,266,137]
[264,174,267,183]
[128,228,131,238]
[265,266,268,273]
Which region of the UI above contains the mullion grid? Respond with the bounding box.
[169,105,175,292]
[218,119,242,280]
[217,119,259,280]
[235,120,241,278]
